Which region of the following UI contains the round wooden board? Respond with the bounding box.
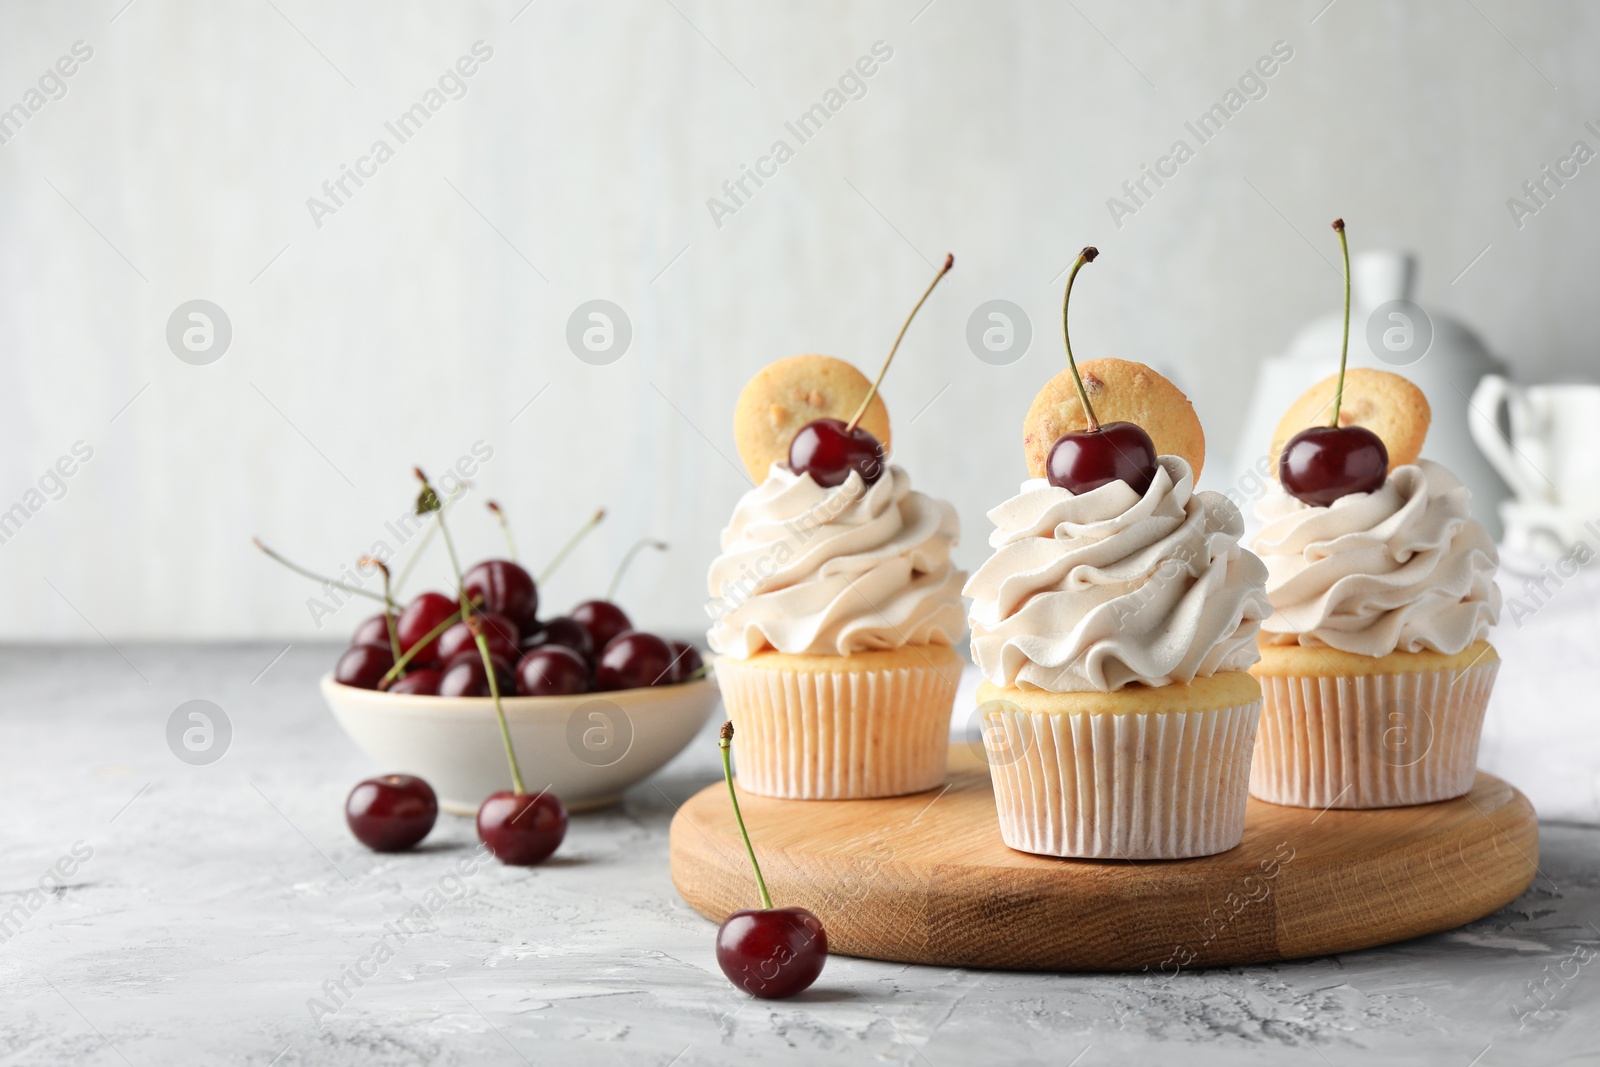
[669,747,1538,971]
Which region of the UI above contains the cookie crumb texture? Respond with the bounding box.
[734,354,892,482]
[1023,358,1205,481]
[1270,367,1430,476]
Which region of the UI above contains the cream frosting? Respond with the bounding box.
[964,456,1270,692]
[1252,460,1500,656]
[705,464,966,658]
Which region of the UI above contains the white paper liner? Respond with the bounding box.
[983,700,1261,859]
[716,655,962,799]
[1250,659,1500,809]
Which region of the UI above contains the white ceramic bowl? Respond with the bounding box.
[321,672,721,814]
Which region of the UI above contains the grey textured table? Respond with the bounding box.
[3,645,1597,1066]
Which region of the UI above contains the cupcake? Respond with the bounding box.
[1248,220,1502,809]
[707,258,966,799]
[966,247,1271,859]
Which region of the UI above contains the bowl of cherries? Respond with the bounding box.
[265,486,716,815]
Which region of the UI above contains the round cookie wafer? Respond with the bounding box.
[734,355,891,483]
[1023,358,1206,482]
[1269,367,1430,476]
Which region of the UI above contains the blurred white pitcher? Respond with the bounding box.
[1470,375,1600,510]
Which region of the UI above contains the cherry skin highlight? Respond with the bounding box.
[335,643,395,690]
[516,646,590,696]
[571,600,632,654]
[595,631,676,690]
[387,668,442,696]
[668,641,704,683]
[477,790,567,866]
[397,592,457,666]
[716,907,829,999]
[788,418,886,489]
[461,559,539,633]
[436,612,520,665]
[521,616,595,663]
[1279,425,1388,506]
[438,654,517,698]
[351,613,396,648]
[1046,421,1158,497]
[345,774,438,852]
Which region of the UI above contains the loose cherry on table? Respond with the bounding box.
[387,668,443,696]
[516,646,590,696]
[788,253,954,490]
[345,774,438,852]
[571,599,632,654]
[522,615,595,663]
[397,591,458,666]
[436,612,521,665]
[477,790,568,866]
[595,631,676,691]
[1044,247,1160,497]
[1278,219,1391,506]
[462,559,539,633]
[714,722,828,998]
[411,466,565,868]
[335,643,395,690]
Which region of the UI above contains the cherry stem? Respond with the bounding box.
[252,538,387,604]
[376,596,479,686]
[539,507,607,585]
[845,253,955,433]
[1061,246,1101,432]
[391,484,465,597]
[1329,218,1352,427]
[359,556,403,665]
[606,538,667,601]
[416,467,526,796]
[473,624,526,795]
[719,721,773,910]
[486,500,517,563]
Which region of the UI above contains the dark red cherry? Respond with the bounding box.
[436,613,520,665]
[352,613,396,648]
[462,560,538,633]
[477,789,567,866]
[522,615,595,663]
[345,774,438,852]
[717,907,829,999]
[438,654,517,698]
[397,592,457,666]
[335,643,394,689]
[387,668,442,696]
[788,417,886,488]
[595,631,675,691]
[669,641,704,683]
[571,600,632,653]
[1046,421,1159,496]
[516,646,590,696]
[1279,425,1389,506]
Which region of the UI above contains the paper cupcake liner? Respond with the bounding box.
[983,700,1261,860]
[1249,659,1500,809]
[716,655,962,799]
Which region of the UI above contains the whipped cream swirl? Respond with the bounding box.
[706,464,966,658]
[964,456,1270,692]
[1252,460,1500,656]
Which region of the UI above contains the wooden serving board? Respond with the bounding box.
[669,747,1538,970]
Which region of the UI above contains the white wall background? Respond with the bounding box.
[1,0,1597,641]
